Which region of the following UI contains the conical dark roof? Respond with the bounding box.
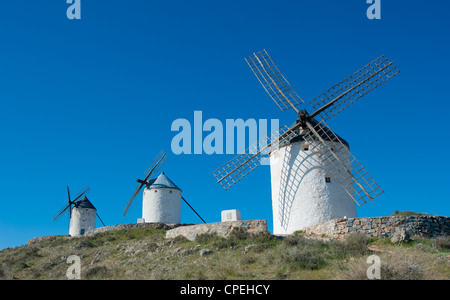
[148,172,181,191]
[74,196,96,210]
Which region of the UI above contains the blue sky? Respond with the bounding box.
[0,1,449,249]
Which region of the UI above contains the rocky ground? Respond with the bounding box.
[0,224,449,280]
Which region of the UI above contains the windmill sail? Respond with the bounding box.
[246,50,304,112]
[144,150,167,177]
[53,186,90,222]
[309,55,399,121]
[214,50,397,212]
[96,213,106,227]
[123,182,146,217]
[213,124,301,190]
[123,151,167,216]
[67,186,71,214]
[71,186,90,203]
[53,202,72,222]
[303,120,384,206]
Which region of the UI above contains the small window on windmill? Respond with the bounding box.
[325,176,331,183]
[302,144,309,151]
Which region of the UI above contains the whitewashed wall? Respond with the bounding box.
[69,207,97,237]
[142,188,181,224]
[270,140,357,235]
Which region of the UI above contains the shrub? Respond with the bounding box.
[196,270,206,280]
[432,236,450,251]
[240,255,257,265]
[195,233,219,244]
[0,266,10,280]
[279,245,327,270]
[248,232,279,252]
[380,254,426,280]
[146,242,159,252]
[78,238,95,248]
[228,227,250,241]
[343,233,370,256]
[391,211,428,217]
[278,236,329,270]
[84,266,110,279]
[413,243,436,253]
[282,235,302,247]
[275,233,371,272]
[16,246,41,260]
[327,233,370,260]
[172,235,189,243]
[213,238,236,250]
[335,251,426,280]
[125,232,135,240]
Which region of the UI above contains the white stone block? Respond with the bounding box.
[221,209,242,222]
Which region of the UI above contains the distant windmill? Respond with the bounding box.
[213,50,399,234]
[123,150,206,224]
[123,150,168,217]
[53,186,106,236]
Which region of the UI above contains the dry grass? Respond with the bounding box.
[0,228,448,280]
[334,237,450,280]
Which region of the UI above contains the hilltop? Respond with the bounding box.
[0,223,449,280]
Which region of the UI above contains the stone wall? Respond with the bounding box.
[29,215,447,246]
[28,221,265,245]
[85,222,190,237]
[303,215,450,239]
[165,220,268,241]
[28,235,71,246]
[27,223,191,245]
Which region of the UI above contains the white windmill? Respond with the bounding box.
[123,151,206,224]
[213,50,399,234]
[53,186,106,236]
[142,171,182,224]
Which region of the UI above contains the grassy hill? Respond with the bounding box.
[0,226,449,280]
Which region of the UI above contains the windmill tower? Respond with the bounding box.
[124,150,206,224]
[213,50,399,234]
[142,171,182,223]
[53,186,106,236]
[69,196,97,236]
